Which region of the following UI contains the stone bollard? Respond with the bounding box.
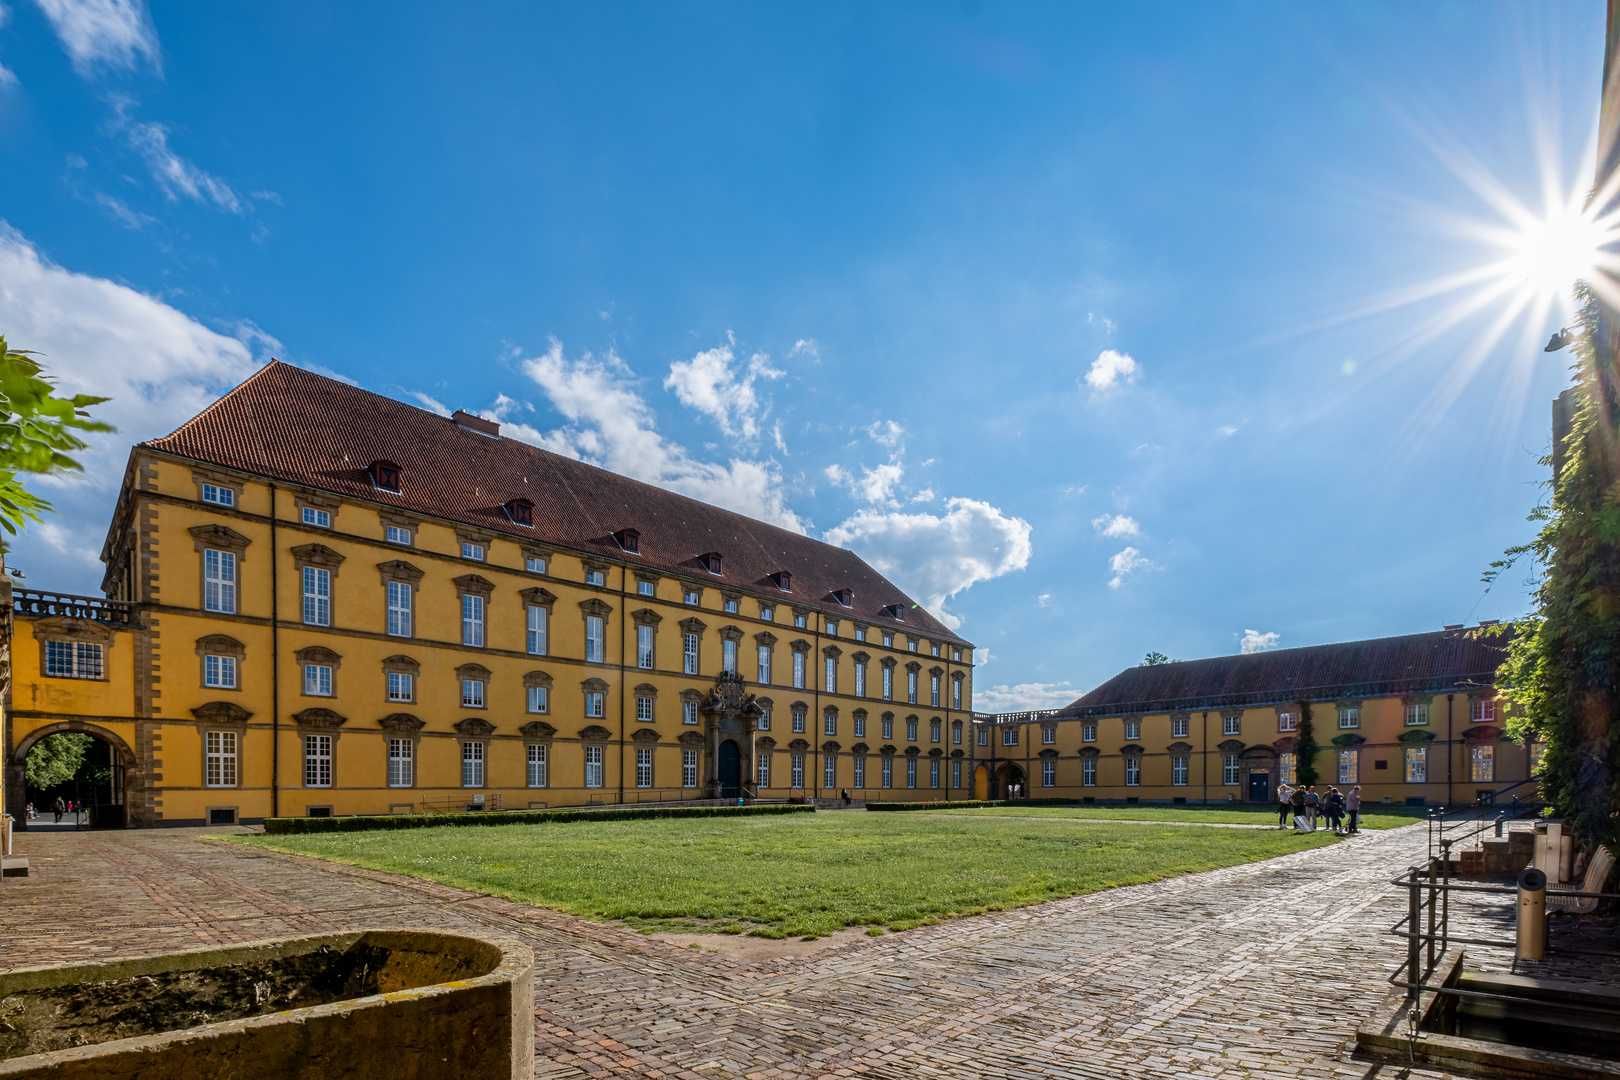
[1516,866,1547,961]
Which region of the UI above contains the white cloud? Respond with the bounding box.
[823,497,1032,628]
[910,487,935,503]
[0,223,262,589]
[406,390,452,417]
[789,338,819,363]
[1107,546,1155,589]
[92,192,155,229]
[662,341,782,441]
[0,62,16,86]
[771,420,787,454]
[1061,484,1088,496]
[1084,348,1139,391]
[1239,629,1281,654]
[1217,424,1239,437]
[976,681,1077,712]
[1091,512,1139,538]
[123,119,243,213]
[517,340,807,533]
[1036,593,1051,607]
[867,420,904,448]
[34,0,160,76]
[827,459,905,506]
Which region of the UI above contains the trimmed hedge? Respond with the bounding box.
[866,798,1081,812]
[263,802,814,835]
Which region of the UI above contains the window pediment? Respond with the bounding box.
[378,713,424,733]
[790,639,811,654]
[879,744,897,755]
[520,586,558,607]
[189,523,250,554]
[382,654,419,674]
[823,644,842,658]
[1166,741,1193,754]
[1217,739,1246,753]
[456,717,496,736]
[719,624,744,642]
[633,607,664,626]
[377,559,424,585]
[190,701,252,725]
[521,720,556,740]
[754,630,777,646]
[821,740,841,753]
[453,574,496,597]
[579,597,612,618]
[581,677,610,693]
[455,663,492,682]
[293,707,347,729]
[904,745,921,756]
[578,724,611,741]
[194,634,244,658]
[632,727,661,743]
[1119,743,1144,756]
[1038,748,1058,759]
[290,543,345,571]
[678,730,706,746]
[293,645,341,668]
[633,682,658,698]
[789,738,811,751]
[680,617,707,636]
[850,742,869,754]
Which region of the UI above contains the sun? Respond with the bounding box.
[1500,200,1607,303]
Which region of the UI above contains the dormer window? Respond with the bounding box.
[614,529,641,554]
[832,588,852,607]
[504,498,535,527]
[700,552,723,575]
[771,571,793,592]
[370,460,402,493]
[883,604,905,621]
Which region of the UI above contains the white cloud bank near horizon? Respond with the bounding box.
[975,680,1078,712]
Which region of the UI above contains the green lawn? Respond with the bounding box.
[925,804,1426,830]
[236,811,1337,939]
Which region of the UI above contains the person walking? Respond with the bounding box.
[1290,784,1307,830]
[52,796,64,824]
[1346,785,1362,834]
[1276,782,1292,829]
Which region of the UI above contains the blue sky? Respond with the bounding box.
[0,1,1605,710]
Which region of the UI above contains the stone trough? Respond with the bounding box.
[0,929,533,1080]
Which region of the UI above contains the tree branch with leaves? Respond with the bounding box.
[0,336,112,542]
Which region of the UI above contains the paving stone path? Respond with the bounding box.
[0,821,1456,1078]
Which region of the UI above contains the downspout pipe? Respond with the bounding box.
[270,483,279,821]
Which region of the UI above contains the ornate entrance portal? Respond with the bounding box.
[701,672,761,800]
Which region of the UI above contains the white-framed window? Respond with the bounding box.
[930,758,940,788]
[792,651,805,689]
[585,570,606,587]
[1405,703,1430,726]
[724,639,739,674]
[528,606,549,656]
[953,679,963,710]
[794,612,808,628]
[952,759,962,788]
[951,722,961,745]
[205,730,238,787]
[854,661,866,697]
[792,709,806,733]
[686,749,701,788]
[461,542,485,561]
[387,672,413,702]
[636,695,653,721]
[528,686,549,713]
[1405,746,1428,783]
[684,589,700,606]
[1470,744,1494,782]
[528,556,548,574]
[906,717,918,741]
[1338,707,1360,729]
[882,632,893,647]
[636,747,654,788]
[907,671,918,704]
[585,615,605,663]
[1278,711,1298,732]
[389,739,413,787]
[1222,753,1240,785]
[1280,751,1297,784]
[882,715,894,739]
[1041,726,1056,745]
[1337,749,1357,784]
[791,754,805,788]
[930,675,940,707]
[1124,718,1141,740]
[976,725,988,746]
[44,640,105,679]
[304,664,332,696]
[683,701,699,725]
[462,594,485,647]
[824,712,837,737]
[1472,698,1496,722]
[931,718,942,743]
[1124,757,1140,786]
[585,691,605,718]
[584,744,604,787]
[637,625,654,669]
[909,638,918,653]
[825,755,837,788]
[302,567,331,626]
[854,713,866,737]
[826,620,839,636]
[755,751,769,787]
[881,666,893,701]
[1171,756,1188,786]
[855,627,867,642]
[461,679,485,708]
[1001,727,1017,746]
[760,605,775,622]
[724,598,739,614]
[204,653,237,689]
[1082,758,1096,786]
[304,735,332,787]
[854,756,865,789]
[462,741,485,787]
[906,757,917,788]
[302,507,331,528]
[757,645,771,684]
[386,525,412,545]
[1171,716,1188,738]
[881,756,893,788]
[386,581,412,637]
[1221,714,1241,736]
[1043,760,1057,787]
[684,633,700,675]
[201,482,234,506]
[204,548,237,613]
[528,743,548,787]
[1082,722,1097,742]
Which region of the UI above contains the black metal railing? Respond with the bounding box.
[11,589,136,626]
[1425,780,1544,860]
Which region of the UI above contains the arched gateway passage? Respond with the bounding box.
[13,721,133,829]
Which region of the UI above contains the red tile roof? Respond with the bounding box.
[141,361,968,644]
[1055,629,1508,718]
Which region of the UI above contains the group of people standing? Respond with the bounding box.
[1277,782,1360,833]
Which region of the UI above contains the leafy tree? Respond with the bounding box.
[0,336,112,539]
[1295,700,1320,787]
[1140,651,1172,666]
[1490,289,1620,849]
[25,732,92,790]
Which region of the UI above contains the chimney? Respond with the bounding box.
[452,410,500,438]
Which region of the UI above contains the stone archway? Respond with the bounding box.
[12,720,136,828]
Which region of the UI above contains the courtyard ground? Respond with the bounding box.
[236,811,1336,937]
[0,817,1463,1079]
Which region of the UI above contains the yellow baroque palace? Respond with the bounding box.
[5,362,979,826]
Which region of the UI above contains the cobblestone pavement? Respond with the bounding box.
[0,821,1462,1078]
